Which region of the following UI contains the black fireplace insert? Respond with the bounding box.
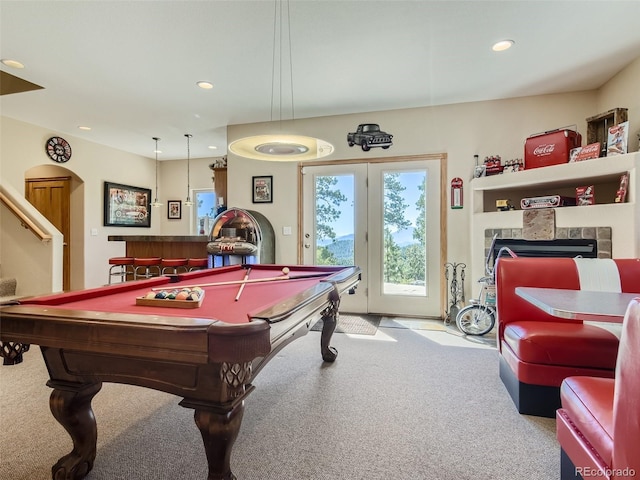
[490,238,598,268]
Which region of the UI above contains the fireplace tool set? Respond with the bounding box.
[444,262,465,326]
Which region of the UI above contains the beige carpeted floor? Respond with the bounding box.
[0,321,557,480]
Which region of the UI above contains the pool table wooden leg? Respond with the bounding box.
[47,380,102,480]
[190,402,245,480]
[320,287,340,362]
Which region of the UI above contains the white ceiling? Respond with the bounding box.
[1,0,640,161]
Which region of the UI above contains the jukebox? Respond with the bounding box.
[207,208,275,266]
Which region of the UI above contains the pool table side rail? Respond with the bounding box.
[208,266,360,362]
[0,305,217,364]
[248,266,360,323]
[17,276,170,305]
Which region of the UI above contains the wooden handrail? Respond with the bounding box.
[0,191,52,242]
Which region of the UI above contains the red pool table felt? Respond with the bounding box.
[20,264,339,325]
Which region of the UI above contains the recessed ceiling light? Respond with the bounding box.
[196,81,214,90]
[78,126,92,131]
[208,145,217,150]
[1,59,25,69]
[492,40,514,52]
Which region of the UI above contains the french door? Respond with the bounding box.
[301,159,442,317]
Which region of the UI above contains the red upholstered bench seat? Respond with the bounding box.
[556,298,640,480]
[496,257,640,417]
[503,321,619,368]
[558,377,615,469]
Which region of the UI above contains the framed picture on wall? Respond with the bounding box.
[103,181,151,227]
[252,176,273,203]
[168,200,182,219]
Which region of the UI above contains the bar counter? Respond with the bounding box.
[108,235,210,259]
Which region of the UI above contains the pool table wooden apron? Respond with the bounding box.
[0,264,360,480]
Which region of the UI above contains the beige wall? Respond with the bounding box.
[157,158,217,235]
[228,56,639,269]
[1,56,638,292]
[0,117,219,289]
[0,118,159,289]
[228,91,600,266]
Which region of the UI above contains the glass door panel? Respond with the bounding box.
[381,170,427,296]
[302,164,367,313]
[302,159,441,317]
[367,160,441,317]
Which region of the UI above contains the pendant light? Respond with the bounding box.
[228,0,333,161]
[151,137,162,207]
[184,134,194,207]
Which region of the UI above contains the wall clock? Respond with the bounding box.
[45,136,72,163]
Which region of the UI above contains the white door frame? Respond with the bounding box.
[298,154,448,318]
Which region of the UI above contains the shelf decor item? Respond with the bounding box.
[524,127,581,169]
[607,121,629,156]
[571,142,601,162]
[576,185,595,206]
[520,195,576,209]
[615,173,629,203]
[586,108,628,150]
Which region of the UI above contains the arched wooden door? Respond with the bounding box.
[25,176,71,291]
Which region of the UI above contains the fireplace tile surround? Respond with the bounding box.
[484,226,612,260]
[484,204,612,259]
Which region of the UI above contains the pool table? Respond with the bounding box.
[0,264,360,480]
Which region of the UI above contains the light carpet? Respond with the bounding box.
[0,325,557,480]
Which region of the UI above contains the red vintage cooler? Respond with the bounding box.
[524,128,582,169]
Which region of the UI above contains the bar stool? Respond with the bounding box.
[161,258,188,275]
[133,257,162,280]
[187,258,209,271]
[108,256,134,284]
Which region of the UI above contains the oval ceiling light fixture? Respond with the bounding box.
[492,39,514,52]
[229,135,334,162]
[1,59,25,69]
[196,81,214,90]
[78,125,92,131]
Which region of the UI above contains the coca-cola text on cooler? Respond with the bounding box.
[533,144,556,156]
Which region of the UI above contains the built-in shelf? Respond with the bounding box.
[469,151,639,285]
[471,152,638,213]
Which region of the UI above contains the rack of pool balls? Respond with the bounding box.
[136,287,204,308]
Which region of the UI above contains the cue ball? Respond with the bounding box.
[282,267,290,275]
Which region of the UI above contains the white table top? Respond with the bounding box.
[515,287,640,323]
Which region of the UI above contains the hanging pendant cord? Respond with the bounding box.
[185,134,193,205]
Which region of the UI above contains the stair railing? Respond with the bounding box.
[0,191,52,242]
